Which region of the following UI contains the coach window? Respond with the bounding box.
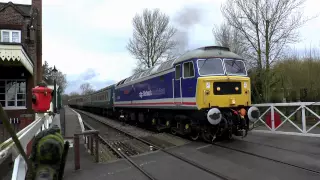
[183,61,195,78]
[175,65,181,80]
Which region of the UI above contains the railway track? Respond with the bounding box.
[81,113,156,156]
[212,141,320,175]
[82,121,156,179]
[79,110,235,180]
[234,137,320,157]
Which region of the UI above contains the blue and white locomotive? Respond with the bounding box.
[69,46,260,142]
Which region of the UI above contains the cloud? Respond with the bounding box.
[66,68,117,94]
[87,0,220,35]
[81,69,99,81]
[1,0,320,95]
[43,34,136,79]
[39,0,320,94]
[40,0,223,94]
[66,78,116,94]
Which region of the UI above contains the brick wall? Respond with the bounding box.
[0,6,24,26]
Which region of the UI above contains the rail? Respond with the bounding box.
[0,112,56,180]
[251,102,320,137]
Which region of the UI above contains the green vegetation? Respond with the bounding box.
[251,50,320,103]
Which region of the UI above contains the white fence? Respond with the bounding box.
[0,113,55,180]
[252,102,320,137]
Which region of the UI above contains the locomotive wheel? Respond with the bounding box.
[225,129,233,140]
[201,131,215,143]
[171,128,177,135]
[190,131,200,141]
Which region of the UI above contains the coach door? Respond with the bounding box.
[173,64,182,105]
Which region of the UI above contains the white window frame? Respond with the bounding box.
[182,61,195,79]
[0,29,21,43]
[0,79,27,110]
[197,58,225,76]
[223,59,248,76]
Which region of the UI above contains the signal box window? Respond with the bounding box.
[175,65,181,80]
[183,62,195,78]
[0,80,26,108]
[0,30,21,43]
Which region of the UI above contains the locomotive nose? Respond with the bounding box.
[207,108,222,125]
[248,106,260,122]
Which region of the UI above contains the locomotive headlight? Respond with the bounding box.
[217,87,221,91]
[248,106,260,122]
[235,87,239,91]
[207,108,222,125]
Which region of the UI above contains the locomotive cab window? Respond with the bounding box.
[224,59,247,75]
[198,58,224,76]
[175,65,181,80]
[183,61,195,78]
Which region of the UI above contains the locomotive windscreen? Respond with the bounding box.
[198,58,224,75]
[224,59,246,75]
[198,58,247,76]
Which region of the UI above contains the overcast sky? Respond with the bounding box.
[1,0,319,94]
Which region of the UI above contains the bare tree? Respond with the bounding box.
[80,83,95,95]
[42,61,68,93]
[221,0,314,102]
[69,92,80,97]
[127,8,178,73]
[212,23,249,60]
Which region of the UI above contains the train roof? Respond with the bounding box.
[115,46,242,87]
[173,46,242,64]
[90,84,115,95]
[68,84,115,102]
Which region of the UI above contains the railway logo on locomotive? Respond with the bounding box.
[138,88,165,98]
[139,90,152,98]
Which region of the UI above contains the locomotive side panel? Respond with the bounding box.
[114,69,197,109]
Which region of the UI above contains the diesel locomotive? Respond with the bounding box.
[68,46,260,142]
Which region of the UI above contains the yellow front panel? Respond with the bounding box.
[196,76,251,109]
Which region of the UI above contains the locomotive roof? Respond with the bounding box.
[116,46,242,87]
[173,46,242,64]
